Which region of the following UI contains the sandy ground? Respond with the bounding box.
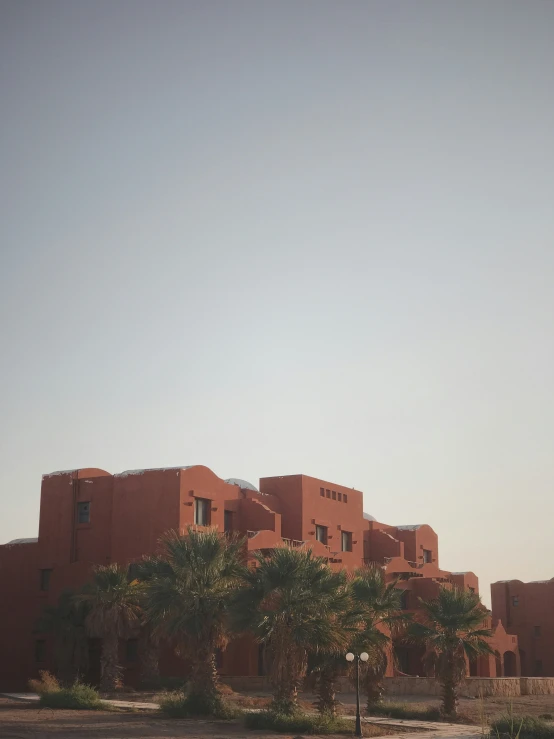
[0,698,388,739]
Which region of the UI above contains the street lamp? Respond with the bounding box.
[346,651,369,738]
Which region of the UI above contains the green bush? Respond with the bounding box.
[368,701,441,721]
[39,683,102,710]
[159,690,240,719]
[492,715,554,739]
[244,709,355,735]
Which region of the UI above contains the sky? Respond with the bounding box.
[1,1,553,607]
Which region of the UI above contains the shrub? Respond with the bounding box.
[28,670,60,694]
[244,709,356,735]
[159,691,240,719]
[368,701,441,721]
[39,683,102,710]
[539,716,554,722]
[491,715,554,739]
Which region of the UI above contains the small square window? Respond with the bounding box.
[77,501,90,524]
[512,596,519,607]
[341,531,352,552]
[326,489,330,498]
[320,488,325,497]
[35,639,46,662]
[338,492,342,501]
[343,494,348,503]
[332,491,337,500]
[40,568,52,592]
[194,498,210,526]
[315,525,328,545]
[534,626,541,638]
[423,549,432,564]
[125,639,139,663]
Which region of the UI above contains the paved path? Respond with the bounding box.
[1,692,484,737]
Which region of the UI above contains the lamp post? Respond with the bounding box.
[346,651,369,738]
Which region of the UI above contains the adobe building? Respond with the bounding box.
[0,465,518,690]
[491,579,554,677]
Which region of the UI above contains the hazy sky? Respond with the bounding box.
[1,1,553,606]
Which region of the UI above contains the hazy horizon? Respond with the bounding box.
[2,1,554,608]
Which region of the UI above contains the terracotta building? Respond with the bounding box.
[0,465,518,690]
[491,579,554,677]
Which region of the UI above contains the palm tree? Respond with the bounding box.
[232,546,350,715]
[141,528,245,711]
[409,586,494,718]
[308,584,362,716]
[36,590,89,685]
[76,564,143,692]
[351,565,409,709]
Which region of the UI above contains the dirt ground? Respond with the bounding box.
[0,698,388,739]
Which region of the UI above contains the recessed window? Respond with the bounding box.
[320,488,325,497]
[534,626,541,638]
[194,498,210,526]
[338,492,342,501]
[224,510,233,533]
[326,489,330,498]
[423,549,432,563]
[512,596,519,607]
[315,525,328,545]
[35,639,46,662]
[332,490,337,500]
[343,494,348,503]
[40,569,52,592]
[341,531,352,552]
[125,639,138,663]
[469,586,475,594]
[77,501,90,524]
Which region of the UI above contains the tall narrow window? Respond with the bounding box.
[423,549,432,563]
[224,510,233,533]
[77,501,90,524]
[35,639,46,662]
[320,488,325,497]
[194,498,210,526]
[326,489,330,498]
[332,490,337,500]
[343,494,348,503]
[315,525,328,545]
[512,596,519,607]
[338,492,342,501]
[341,531,352,552]
[400,590,409,610]
[40,569,52,592]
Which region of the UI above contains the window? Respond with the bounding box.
[343,494,348,503]
[332,490,337,500]
[194,498,210,526]
[326,489,330,498]
[338,492,342,501]
[535,660,543,675]
[320,487,325,497]
[77,501,90,524]
[469,586,475,594]
[315,525,328,545]
[35,639,46,662]
[125,639,138,663]
[224,510,233,533]
[423,549,432,563]
[512,596,519,607]
[400,590,409,610]
[341,531,352,552]
[40,569,52,592]
[534,626,541,638]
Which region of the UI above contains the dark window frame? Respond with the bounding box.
[341,531,352,552]
[77,501,91,524]
[315,525,328,545]
[194,497,210,526]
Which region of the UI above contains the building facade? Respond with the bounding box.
[491,579,554,677]
[0,465,518,689]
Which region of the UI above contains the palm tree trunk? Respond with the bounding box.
[440,655,458,718]
[317,664,338,716]
[100,631,122,692]
[190,649,220,705]
[139,629,160,687]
